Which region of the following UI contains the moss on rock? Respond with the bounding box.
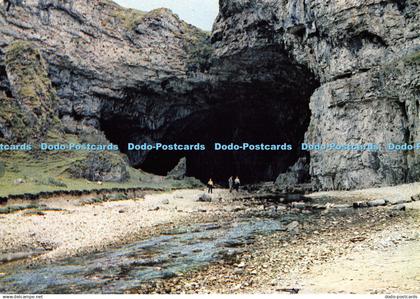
[1,41,59,142]
[185,32,213,72]
[110,6,146,30]
[68,152,130,183]
[5,41,57,108]
[404,51,420,65]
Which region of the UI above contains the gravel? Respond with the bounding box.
[0,189,238,263]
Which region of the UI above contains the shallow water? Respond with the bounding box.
[0,210,305,294]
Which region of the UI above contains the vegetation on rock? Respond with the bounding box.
[67,151,130,183]
[186,31,213,73]
[109,5,146,30]
[1,41,59,143]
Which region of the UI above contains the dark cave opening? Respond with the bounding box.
[138,96,311,185]
[101,91,316,185]
[100,47,319,185]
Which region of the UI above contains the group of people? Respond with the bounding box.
[207,176,240,194]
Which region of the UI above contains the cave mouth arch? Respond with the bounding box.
[101,46,320,185]
[138,94,311,185]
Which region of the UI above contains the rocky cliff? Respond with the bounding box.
[212,0,420,190]
[0,0,208,182]
[0,0,419,189]
[1,0,205,137]
[1,40,59,142]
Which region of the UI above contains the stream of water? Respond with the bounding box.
[0,210,308,294]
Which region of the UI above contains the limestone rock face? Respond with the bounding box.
[1,0,315,184]
[0,0,211,180]
[0,0,419,189]
[67,152,129,182]
[167,157,187,180]
[1,0,203,127]
[275,157,309,188]
[212,0,420,190]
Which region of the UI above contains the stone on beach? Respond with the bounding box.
[367,199,387,207]
[291,202,305,209]
[197,194,212,202]
[391,204,406,211]
[286,221,300,235]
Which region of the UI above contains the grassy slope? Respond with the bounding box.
[0,151,202,197]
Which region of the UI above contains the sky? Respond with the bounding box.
[113,0,219,31]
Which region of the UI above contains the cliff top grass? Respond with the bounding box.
[105,0,207,41]
[107,2,179,31]
[109,5,146,31]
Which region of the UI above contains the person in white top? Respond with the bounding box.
[234,176,240,192]
[207,178,214,194]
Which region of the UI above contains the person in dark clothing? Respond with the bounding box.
[207,178,214,194]
[3,0,23,12]
[234,176,240,192]
[4,0,12,11]
[228,176,233,193]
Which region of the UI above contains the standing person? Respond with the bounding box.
[228,176,233,193]
[207,178,214,194]
[234,176,240,192]
[4,0,24,12]
[4,0,12,11]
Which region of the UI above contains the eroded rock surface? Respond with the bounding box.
[67,151,129,182]
[0,0,419,189]
[213,0,420,189]
[167,157,187,180]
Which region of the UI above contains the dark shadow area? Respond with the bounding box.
[100,46,320,185]
[139,96,310,184]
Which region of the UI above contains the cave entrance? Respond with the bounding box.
[140,97,311,185]
[101,46,319,185]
